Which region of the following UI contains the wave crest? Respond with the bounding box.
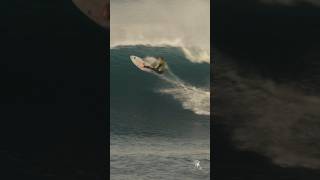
[110,0,210,63]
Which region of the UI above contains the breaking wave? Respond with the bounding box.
[110,46,210,117]
[110,0,210,63]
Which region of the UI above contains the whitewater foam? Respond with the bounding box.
[159,86,210,116]
[143,57,210,116]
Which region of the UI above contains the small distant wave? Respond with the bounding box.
[144,57,210,116]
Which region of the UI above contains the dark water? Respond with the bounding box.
[213,1,320,179]
[110,46,210,180]
[0,1,107,178]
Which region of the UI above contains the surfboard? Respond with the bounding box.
[130,55,153,73]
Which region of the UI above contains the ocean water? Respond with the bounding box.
[110,46,210,180]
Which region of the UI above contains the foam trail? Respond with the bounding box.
[144,57,210,116]
[110,0,210,63]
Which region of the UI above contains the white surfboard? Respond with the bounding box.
[130,55,153,73]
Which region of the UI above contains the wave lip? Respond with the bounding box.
[111,41,210,63]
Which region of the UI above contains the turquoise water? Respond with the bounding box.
[110,46,210,180]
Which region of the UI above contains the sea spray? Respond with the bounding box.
[143,56,210,116]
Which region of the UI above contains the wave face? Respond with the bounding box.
[110,0,210,63]
[111,46,210,116]
[110,46,210,179]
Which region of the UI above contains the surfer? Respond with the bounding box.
[143,57,166,74]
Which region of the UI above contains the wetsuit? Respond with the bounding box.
[143,59,165,74]
[143,65,164,74]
